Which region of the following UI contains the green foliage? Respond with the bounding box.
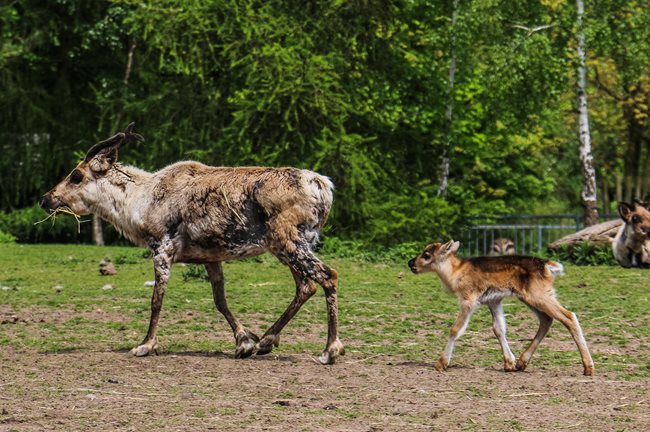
[182,264,209,282]
[0,204,90,243]
[549,242,618,266]
[0,229,15,244]
[2,0,649,245]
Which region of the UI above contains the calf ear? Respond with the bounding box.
[444,240,460,255]
[618,202,633,221]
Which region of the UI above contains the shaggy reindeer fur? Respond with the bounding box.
[408,240,594,376]
[40,124,344,364]
[612,200,650,268]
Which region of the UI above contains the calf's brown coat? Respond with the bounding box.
[408,240,594,376]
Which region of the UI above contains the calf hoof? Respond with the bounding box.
[235,330,259,359]
[318,338,345,365]
[504,359,518,372]
[255,334,280,356]
[583,365,595,376]
[130,342,158,357]
[433,358,448,372]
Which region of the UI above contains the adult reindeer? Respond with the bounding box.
[40,123,344,364]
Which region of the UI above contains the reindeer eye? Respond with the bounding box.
[69,170,84,185]
[632,215,641,224]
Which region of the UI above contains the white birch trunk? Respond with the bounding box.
[92,215,105,246]
[576,0,598,227]
[437,0,459,197]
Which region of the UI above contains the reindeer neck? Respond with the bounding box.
[622,224,646,251]
[434,255,464,292]
[89,164,153,243]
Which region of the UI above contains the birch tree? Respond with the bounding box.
[576,0,599,226]
[437,0,459,197]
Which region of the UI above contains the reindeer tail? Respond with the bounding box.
[546,260,565,278]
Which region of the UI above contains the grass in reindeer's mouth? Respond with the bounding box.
[34,206,90,234]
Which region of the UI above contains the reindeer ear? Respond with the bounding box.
[618,202,633,221]
[444,240,460,255]
[88,145,119,173]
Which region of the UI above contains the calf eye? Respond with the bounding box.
[632,215,641,224]
[422,252,431,260]
[69,170,84,185]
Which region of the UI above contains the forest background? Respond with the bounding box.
[1,0,649,247]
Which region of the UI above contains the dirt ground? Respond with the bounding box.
[1,341,648,432]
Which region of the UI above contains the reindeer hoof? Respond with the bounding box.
[433,359,448,372]
[515,359,528,372]
[130,342,158,357]
[318,338,344,365]
[255,334,280,356]
[504,360,518,372]
[235,330,259,359]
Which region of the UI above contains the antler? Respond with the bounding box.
[84,122,144,162]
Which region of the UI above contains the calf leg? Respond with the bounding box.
[435,301,477,371]
[205,262,259,359]
[516,305,553,372]
[131,241,173,356]
[487,301,517,371]
[255,269,317,356]
[529,295,594,376]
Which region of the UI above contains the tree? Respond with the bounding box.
[576,0,598,226]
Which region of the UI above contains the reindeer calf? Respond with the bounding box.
[612,200,650,268]
[488,238,515,256]
[40,124,344,364]
[408,240,594,376]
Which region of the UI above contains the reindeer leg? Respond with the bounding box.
[435,301,476,371]
[313,264,344,365]
[131,242,173,357]
[205,262,259,359]
[529,296,595,376]
[487,301,517,372]
[516,305,553,372]
[254,268,317,356]
[268,243,343,364]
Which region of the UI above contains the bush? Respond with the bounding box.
[0,204,91,243]
[548,242,617,266]
[0,230,16,243]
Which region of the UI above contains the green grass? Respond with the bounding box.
[1,243,649,378]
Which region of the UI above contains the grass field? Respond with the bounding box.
[1,243,649,376]
[1,243,649,430]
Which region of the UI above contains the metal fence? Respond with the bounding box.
[458,214,587,256]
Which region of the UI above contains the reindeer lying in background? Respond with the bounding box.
[488,238,515,256]
[408,240,594,376]
[40,123,344,364]
[612,200,650,268]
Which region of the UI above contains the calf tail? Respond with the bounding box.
[545,260,565,278]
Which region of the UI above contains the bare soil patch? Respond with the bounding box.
[1,345,648,431]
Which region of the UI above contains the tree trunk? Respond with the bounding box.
[93,215,105,246]
[576,0,598,227]
[437,0,459,197]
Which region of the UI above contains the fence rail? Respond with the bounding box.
[458,214,616,256]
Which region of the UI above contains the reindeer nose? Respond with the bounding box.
[408,258,417,273]
[39,195,49,210]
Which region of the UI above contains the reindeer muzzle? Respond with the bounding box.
[408,258,418,273]
[39,194,61,213]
